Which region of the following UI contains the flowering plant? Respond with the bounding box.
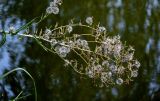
[0,0,140,88]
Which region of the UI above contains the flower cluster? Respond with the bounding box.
[46,0,62,14]
[21,0,140,87]
[84,35,140,86]
[102,35,122,57]
[34,16,140,87]
[75,39,89,49]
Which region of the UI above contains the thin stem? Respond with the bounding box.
[43,45,85,75]
[51,24,97,32]
[18,34,114,62]
[11,94,31,101]
[72,48,88,65]
[12,91,23,101]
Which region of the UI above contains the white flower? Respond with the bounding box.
[102,37,117,55]
[86,70,94,78]
[46,6,59,14]
[131,70,138,77]
[97,26,106,33]
[117,66,125,74]
[108,72,112,77]
[113,43,122,57]
[76,39,81,45]
[133,60,141,68]
[66,25,73,33]
[76,39,89,49]
[59,46,70,53]
[94,65,103,73]
[102,60,109,67]
[68,41,75,47]
[45,29,52,35]
[100,72,110,82]
[50,1,57,7]
[116,78,123,85]
[109,64,117,73]
[81,40,88,47]
[100,75,107,82]
[50,0,62,7]
[55,46,70,57]
[86,17,93,25]
[123,53,134,62]
[46,7,54,14]
[51,6,59,14]
[52,0,62,6]
[9,26,16,33]
[113,35,121,41]
[50,39,57,47]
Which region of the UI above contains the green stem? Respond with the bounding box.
[0,31,6,47]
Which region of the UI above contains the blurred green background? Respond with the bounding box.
[0,0,160,101]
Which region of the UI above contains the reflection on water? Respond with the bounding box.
[0,17,28,100]
[0,11,27,73]
[0,0,160,101]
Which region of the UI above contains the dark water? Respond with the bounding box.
[0,0,160,101]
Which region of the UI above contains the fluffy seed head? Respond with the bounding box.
[86,17,93,25]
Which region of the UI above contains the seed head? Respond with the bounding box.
[51,39,57,47]
[66,25,73,33]
[86,17,93,25]
[131,70,138,77]
[46,6,59,14]
[45,29,52,35]
[116,78,123,85]
[97,26,106,33]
